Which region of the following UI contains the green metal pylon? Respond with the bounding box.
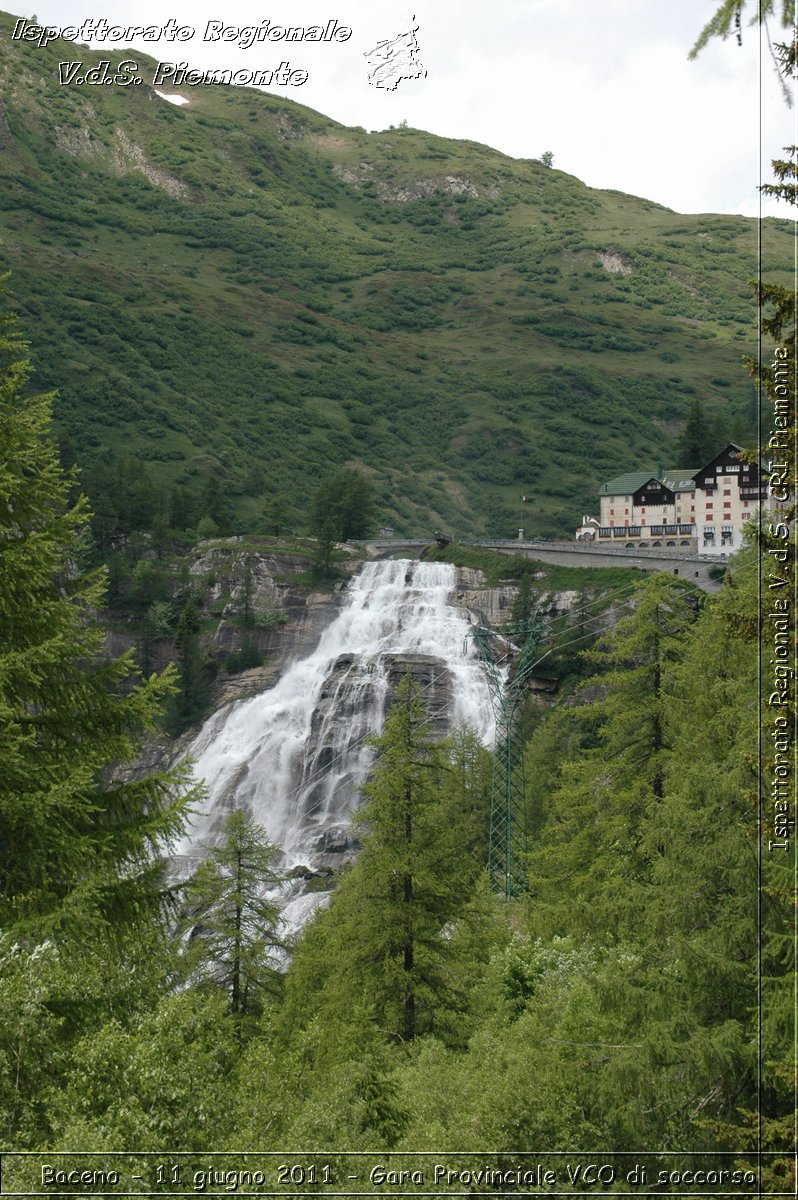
[470,613,545,898]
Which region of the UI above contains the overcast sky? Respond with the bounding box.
[24,0,798,218]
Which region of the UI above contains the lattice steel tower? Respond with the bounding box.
[471,614,545,898]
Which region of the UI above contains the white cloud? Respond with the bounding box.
[22,0,798,216]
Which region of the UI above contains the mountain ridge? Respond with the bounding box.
[0,8,792,537]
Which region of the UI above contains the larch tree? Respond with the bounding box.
[689,10,795,1182]
[635,548,765,1140]
[260,491,293,537]
[283,673,480,1048]
[167,596,212,733]
[676,398,714,465]
[343,672,452,1043]
[180,809,287,1027]
[526,574,698,941]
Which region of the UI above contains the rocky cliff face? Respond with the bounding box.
[452,566,583,624]
[200,553,586,715]
[450,566,587,704]
[188,541,344,702]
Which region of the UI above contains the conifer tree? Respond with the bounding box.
[312,516,338,581]
[200,476,232,536]
[352,673,468,1042]
[180,810,286,1026]
[309,468,375,543]
[138,600,173,677]
[261,492,293,537]
[0,292,194,940]
[747,145,796,1192]
[167,598,213,732]
[527,574,698,939]
[676,398,714,465]
[170,483,198,534]
[284,674,480,1046]
[688,16,796,1180]
[510,571,534,628]
[635,550,763,1109]
[690,1,794,61]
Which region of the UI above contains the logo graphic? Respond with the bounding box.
[365,15,427,90]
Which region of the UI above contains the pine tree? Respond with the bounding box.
[308,468,375,543]
[0,294,194,941]
[168,598,212,731]
[261,492,293,537]
[676,398,714,465]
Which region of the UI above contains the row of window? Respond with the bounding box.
[609,506,696,516]
[607,521,695,530]
[611,492,747,515]
[612,479,751,505]
[611,502,752,517]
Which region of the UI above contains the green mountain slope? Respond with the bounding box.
[0,12,792,536]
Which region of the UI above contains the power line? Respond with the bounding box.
[279,592,645,815]
[184,570,650,843]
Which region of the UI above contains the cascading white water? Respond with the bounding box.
[175,559,494,924]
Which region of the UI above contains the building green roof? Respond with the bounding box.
[600,468,698,496]
[599,472,658,496]
[660,469,697,492]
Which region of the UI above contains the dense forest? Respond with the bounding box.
[0,288,794,1191]
[1,0,796,1192]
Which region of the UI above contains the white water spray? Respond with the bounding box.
[175,560,493,920]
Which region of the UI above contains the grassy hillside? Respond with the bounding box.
[0,11,792,537]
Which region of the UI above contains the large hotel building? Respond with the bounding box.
[576,444,768,556]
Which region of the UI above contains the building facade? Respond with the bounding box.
[577,445,767,556]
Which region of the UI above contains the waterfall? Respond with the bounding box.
[174,559,494,926]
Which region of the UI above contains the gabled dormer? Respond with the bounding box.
[693,443,760,491]
[631,477,675,507]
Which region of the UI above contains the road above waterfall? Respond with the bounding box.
[364,537,723,592]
